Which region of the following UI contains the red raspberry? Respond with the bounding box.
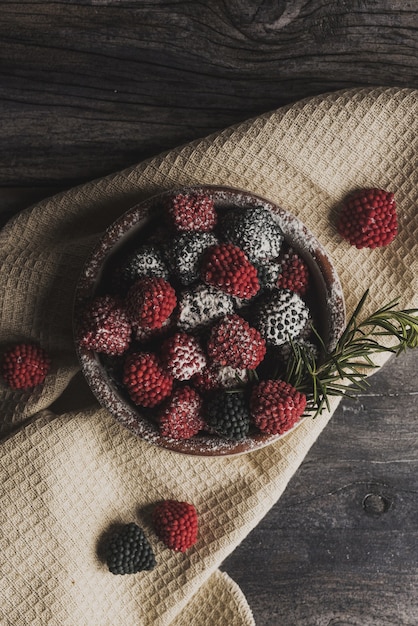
[153,499,198,552]
[126,277,177,329]
[207,314,266,369]
[160,333,206,380]
[250,379,306,435]
[201,243,260,299]
[158,386,204,440]
[337,188,397,249]
[167,193,217,232]
[1,343,50,390]
[123,352,173,407]
[276,248,310,296]
[78,295,131,355]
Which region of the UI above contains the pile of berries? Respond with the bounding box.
[104,498,199,575]
[76,190,329,442]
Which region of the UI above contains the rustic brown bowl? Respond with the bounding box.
[73,186,345,456]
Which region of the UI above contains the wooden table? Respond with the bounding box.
[2,3,417,624]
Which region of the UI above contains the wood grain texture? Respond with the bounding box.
[223,348,418,626]
[1,0,418,184]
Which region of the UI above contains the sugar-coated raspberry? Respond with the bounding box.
[250,379,307,435]
[160,333,206,380]
[254,260,281,290]
[337,188,397,249]
[1,343,51,390]
[123,352,173,407]
[126,277,177,329]
[78,295,132,355]
[158,386,204,440]
[153,499,198,551]
[276,247,310,295]
[207,314,266,369]
[167,193,217,232]
[201,243,260,299]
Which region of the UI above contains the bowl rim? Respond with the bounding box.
[73,185,346,456]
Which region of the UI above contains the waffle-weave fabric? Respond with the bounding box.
[0,87,417,625]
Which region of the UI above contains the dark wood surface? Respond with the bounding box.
[2,2,417,624]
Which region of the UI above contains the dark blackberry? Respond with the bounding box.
[253,289,311,347]
[254,260,282,290]
[220,206,284,263]
[113,244,169,294]
[177,284,234,331]
[105,523,156,575]
[205,391,250,440]
[165,231,218,285]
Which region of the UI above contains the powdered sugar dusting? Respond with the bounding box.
[73,185,345,456]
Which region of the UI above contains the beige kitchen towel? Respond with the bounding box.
[0,87,417,626]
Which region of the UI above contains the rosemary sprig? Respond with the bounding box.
[285,289,418,417]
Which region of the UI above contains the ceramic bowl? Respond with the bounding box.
[73,186,345,455]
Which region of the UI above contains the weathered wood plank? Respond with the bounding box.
[1,1,417,183]
[223,348,418,625]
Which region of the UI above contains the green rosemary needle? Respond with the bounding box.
[285,289,418,417]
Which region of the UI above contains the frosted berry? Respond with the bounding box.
[78,295,131,355]
[153,500,198,552]
[126,277,177,329]
[250,379,307,435]
[207,314,266,369]
[1,343,50,389]
[201,243,260,299]
[167,193,217,232]
[254,289,311,347]
[337,188,397,249]
[276,247,310,295]
[160,332,206,380]
[134,317,173,344]
[192,363,248,392]
[177,285,234,331]
[158,386,204,440]
[254,260,282,290]
[205,391,251,440]
[112,244,169,294]
[105,523,156,575]
[220,205,284,262]
[123,352,173,407]
[164,231,218,285]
